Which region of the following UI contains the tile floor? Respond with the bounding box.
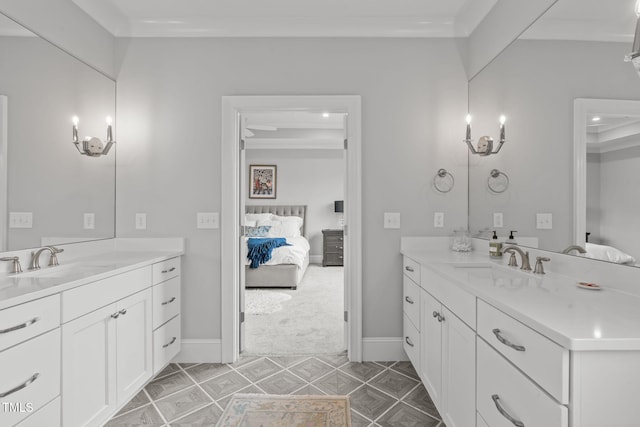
[106,355,443,426]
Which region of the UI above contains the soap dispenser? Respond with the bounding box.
[489,231,503,258]
[506,230,518,245]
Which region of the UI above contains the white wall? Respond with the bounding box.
[0,0,116,78]
[469,40,640,252]
[586,153,601,243]
[245,149,344,258]
[115,37,469,344]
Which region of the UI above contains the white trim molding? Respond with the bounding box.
[221,95,363,363]
[174,339,222,363]
[362,337,409,362]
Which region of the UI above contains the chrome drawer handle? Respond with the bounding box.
[111,312,120,319]
[119,309,127,316]
[338,256,343,259]
[405,266,415,272]
[492,394,524,427]
[405,336,414,347]
[405,296,414,304]
[162,297,177,306]
[163,336,177,348]
[161,267,176,274]
[433,311,439,318]
[0,373,40,398]
[493,328,526,352]
[0,317,39,335]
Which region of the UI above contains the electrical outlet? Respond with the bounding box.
[197,212,219,229]
[434,212,444,228]
[83,213,95,230]
[9,212,32,229]
[135,213,147,230]
[536,213,553,230]
[383,212,401,229]
[493,212,504,228]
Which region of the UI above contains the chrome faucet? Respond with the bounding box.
[29,246,64,270]
[533,256,551,274]
[0,256,23,274]
[503,245,532,271]
[562,245,587,255]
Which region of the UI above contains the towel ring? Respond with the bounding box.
[488,169,509,193]
[433,168,455,193]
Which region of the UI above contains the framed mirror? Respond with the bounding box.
[468,0,640,267]
[0,12,116,251]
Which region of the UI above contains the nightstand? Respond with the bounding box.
[322,229,344,266]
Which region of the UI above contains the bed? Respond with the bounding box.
[244,205,310,289]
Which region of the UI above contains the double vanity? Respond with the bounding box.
[0,239,184,427]
[402,238,640,427]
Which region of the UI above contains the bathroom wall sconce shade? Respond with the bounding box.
[625,0,640,76]
[334,200,344,213]
[464,114,506,156]
[72,115,115,157]
[433,168,454,193]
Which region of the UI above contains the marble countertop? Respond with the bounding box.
[402,249,640,351]
[0,250,183,310]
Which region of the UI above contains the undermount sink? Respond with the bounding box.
[9,263,110,279]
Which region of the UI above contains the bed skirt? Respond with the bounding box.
[245,254,310,289]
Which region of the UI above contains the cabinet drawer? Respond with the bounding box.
[324,253,343,266]
[153,314,181,373]
[152,257,181,285]
[0,329,61,426]
[477,299,569,403]
[477,339,568,427]
[62,267,151,323]
[403,257,420,284]
[421,266,476,330]
[403,314,420,373]
[15,396,60,427]
[153,277,181,329]
[0,295,60,352]
[403,275,420,330]
[324,241,344,253]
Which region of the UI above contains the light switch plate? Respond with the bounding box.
[536,213,553,229]
[9,212,32,229]
[383,212,401,229]
[135,213,147,230]
[434,212,444,228]
[493,212,504,228]
[197,212,219,229]
[83,213,95,230]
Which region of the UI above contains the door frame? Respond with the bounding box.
[221,95,362,363]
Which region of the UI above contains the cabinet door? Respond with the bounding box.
[420,290,442,404]
[62,304,117,427]
[116,289,153,407]
[441,307,476,427]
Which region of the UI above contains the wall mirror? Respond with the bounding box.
[0,12,116,251]
[468,0,640,267]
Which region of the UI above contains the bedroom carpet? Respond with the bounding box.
[244,264,344,355]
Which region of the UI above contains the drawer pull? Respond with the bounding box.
[405,266,415,272]
[493,328,526,352]
[161,267,176,274]
[405,296,414,304]
[433,311,439,318]
[163,336,177,348]
[405,336,414,347]
[492,394,524,427]
[119,309,127,316]
[0,316,39,335]
[0,373,40,398]
[162,297,177,306]
[338,256,343,259]
[111,312,120,319]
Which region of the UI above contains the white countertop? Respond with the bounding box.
[402,249,640,351]
[0,250,182,311]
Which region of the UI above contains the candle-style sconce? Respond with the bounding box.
[72,115,115,157]
[464,114,506,156]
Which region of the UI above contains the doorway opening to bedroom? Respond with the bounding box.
[240,111,347,356]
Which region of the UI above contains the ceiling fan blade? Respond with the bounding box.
[245,124,278,131]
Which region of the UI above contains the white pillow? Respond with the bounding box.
[245,213,273,223]
[259,219,301,238]
[244,220,257,227]
[585,243,637,265]
[272,215,303,231]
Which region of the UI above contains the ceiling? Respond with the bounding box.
[71,0,497,38]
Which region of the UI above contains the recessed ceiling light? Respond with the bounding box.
[592,116,601,122]
[322,113,330,118]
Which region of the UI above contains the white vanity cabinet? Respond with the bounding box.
[151,257,181,373]
[61,268,153,427]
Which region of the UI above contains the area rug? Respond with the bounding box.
[215,394,351,427]
[245,290,292,315]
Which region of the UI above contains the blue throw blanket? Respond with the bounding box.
[247,238,291,269]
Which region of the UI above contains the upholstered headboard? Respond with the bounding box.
[246,205,307,237]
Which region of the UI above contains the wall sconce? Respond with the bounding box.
[334,200,344,229]
[464,114,506,156]
[72,115,115,157]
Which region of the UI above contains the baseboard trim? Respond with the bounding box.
[174,339,222,363]
[362,337,408,362]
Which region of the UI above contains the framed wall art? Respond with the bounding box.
[249,165,277,199]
